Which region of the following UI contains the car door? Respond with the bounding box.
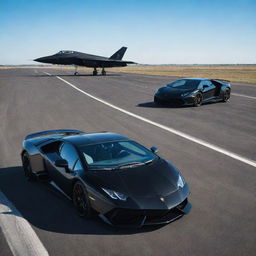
[200,80,216,100]
[53,142,80,194]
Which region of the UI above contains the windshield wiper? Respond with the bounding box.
[89,167,116,171]
[114,162,145,169]
[115,160,155,169]
[89,159,155,171]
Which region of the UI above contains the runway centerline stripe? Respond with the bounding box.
[53,74,256,168]
[0,190,49,256]
[232,93,256,99]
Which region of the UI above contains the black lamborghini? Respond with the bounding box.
[21,129,191,227]
[154,78,231,106]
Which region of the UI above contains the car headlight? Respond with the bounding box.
[177,174,185,188]
[102,188,128,201]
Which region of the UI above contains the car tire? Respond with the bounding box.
[73,181,93,218]
[222,89,231,102]
[22,152,36,181]
[193,93,203,107]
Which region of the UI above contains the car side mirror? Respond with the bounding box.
[203,85,209,89]
[55,159,68,169]
[150,146,159,154]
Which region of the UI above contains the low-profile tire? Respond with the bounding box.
[73,181,93,218]
[222,89,231,102]
[22,152,36,181]
[193,93,203,107]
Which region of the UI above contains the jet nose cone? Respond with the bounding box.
[34,56,50,63]
[34,56,55,63]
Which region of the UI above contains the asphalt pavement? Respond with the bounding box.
[0,68,255,256]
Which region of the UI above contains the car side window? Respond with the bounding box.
[59,143,78,170]
[73,159,83,171]
[199,80,211,88]
[198,81,204,89]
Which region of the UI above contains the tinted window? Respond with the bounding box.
[198,80,214,89]
[74,160,83,171]
[167,79,200,89]
[59,143,78,169]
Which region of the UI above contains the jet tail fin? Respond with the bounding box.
[109,47,127,60]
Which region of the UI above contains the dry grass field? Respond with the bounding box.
[111,65,256,84]
[1,65,256,83]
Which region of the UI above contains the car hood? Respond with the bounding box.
[86,159,181,198]
[156,86,194,97]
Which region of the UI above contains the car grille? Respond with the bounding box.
[105,199,188,226]
[155,96,184,106]
[168,99,184,105]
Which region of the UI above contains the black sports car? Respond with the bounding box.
[21,129,191,227]
[154,78,231,106]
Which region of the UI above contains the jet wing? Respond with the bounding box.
[76,57,137,67]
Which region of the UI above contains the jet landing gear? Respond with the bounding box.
[93,68,98,76]
[101,68,106,76]
[74,66,79,75]
[92,68,106,76]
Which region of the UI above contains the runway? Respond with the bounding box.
[0,68,255,256]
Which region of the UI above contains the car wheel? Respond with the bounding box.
[22,152,35,181]
[73,181,92,218]
[193,93,202,107]
[222,89,231,102]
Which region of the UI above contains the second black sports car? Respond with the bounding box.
[154,78,231,106]
[21,129,191,227]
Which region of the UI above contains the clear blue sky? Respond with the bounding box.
[0,0,255,64]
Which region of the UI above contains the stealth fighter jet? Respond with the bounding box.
[34,47,136,75]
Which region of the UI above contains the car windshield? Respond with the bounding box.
[78,140,157,170]
[167,79,200,89]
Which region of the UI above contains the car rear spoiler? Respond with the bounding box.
[25,129,85,140]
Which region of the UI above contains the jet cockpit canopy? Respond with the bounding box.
[57,50,74,54]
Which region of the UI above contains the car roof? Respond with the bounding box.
[63,132,129,146]
[178,78,228,83]
[180,78,209,81]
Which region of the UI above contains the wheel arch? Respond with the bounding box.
[21,149,27,158]
[71,178,84,198]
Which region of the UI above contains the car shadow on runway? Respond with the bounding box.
[137,102,191,109]
[137,101,225,109]
[0,166,166,235]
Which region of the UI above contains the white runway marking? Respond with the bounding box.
[43,72,256,168]
[43,72,51,76]
[232,93,256,99]
[0,190,49,256]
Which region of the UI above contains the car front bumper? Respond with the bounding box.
[99,198,191,228]
[90,183,191,228]
[154,95,195,106]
